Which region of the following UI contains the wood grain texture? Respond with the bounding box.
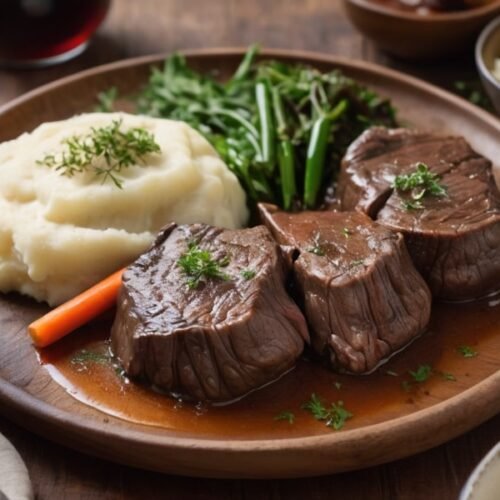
[0,1,499,498]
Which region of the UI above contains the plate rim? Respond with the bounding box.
[1,47,499,475]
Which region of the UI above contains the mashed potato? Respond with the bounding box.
[0,112,248,305]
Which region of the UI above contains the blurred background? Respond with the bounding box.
[0,0,497,112]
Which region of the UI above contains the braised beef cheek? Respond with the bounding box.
[260,204,431,374]
[338,127,500,301]
[111,223,309,402]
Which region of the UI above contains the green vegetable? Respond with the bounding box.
[273,87,297,209]
[135,46,397,210]
[302,393,353,431]
[457,345,478,358]
[393,162,447,210]
[255,81,276,171]
[274,411,295,424]
[37,119,161,188]
[177,242,230,289]
[304,116,331,208]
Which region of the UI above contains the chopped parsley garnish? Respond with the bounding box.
[307,245,325,256]
[274,411,295,424]
[302,393,353,431]
[439,371,456,381]
[71,349,109,366]
[409,364,433,383]
[177,242,230,289]
[241,269,256,280]
[457,345,478,358]
[393,162,447,211]
[307,232,325,256]
[402,199,424,211]
[350,259,365,268]
[37,119,161,188]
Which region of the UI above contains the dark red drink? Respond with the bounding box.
[0,0,111,66]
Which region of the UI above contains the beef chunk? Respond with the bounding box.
[259,204,431,374]
[111,223,309,402]
[338,127,500,300]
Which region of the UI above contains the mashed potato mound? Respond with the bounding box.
[0,112,248,305]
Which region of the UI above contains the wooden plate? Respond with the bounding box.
[0,49,499,479]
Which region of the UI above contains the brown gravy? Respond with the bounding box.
[39,297,500,439]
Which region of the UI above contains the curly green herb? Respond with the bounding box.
[177,242,230,289]
[37,119,161,188]
[409,364,433,383]
[241,269,256,280]
[302,393,353,431]
[393,162,447,211]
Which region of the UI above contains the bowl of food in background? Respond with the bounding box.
[476,15,500,113]
[342,0,500,60]
[460,442,500,500]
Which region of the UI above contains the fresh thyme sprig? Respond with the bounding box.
[177,241,230,289]
[37,119,161,188]
[393,162,447,211]
[301,393,353,430]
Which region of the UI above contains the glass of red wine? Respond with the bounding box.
[0,0,111,68]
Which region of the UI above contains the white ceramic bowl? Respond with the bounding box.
[476,15,500,114]
[460,441,500,500]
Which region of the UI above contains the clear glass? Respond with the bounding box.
[0,0,111,68]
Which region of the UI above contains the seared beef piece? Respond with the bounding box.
[338,127,500,300]
[259,204,431,374]
[111,223,309,402]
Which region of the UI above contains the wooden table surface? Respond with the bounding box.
[1,1,499,498]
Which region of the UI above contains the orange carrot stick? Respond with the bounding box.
[28,268,125,348]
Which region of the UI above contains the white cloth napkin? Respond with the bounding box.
[0,433,33,500]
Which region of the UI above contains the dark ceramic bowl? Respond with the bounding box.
[343,0,500,60]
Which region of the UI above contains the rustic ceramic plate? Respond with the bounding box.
[0,49,499,479]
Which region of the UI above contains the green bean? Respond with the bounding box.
[278,141,296,210]
[303,116,331,208]
[272,87,296,210]
[232,44,260,82]
[255,81,276,171]
[327,98,349,121]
